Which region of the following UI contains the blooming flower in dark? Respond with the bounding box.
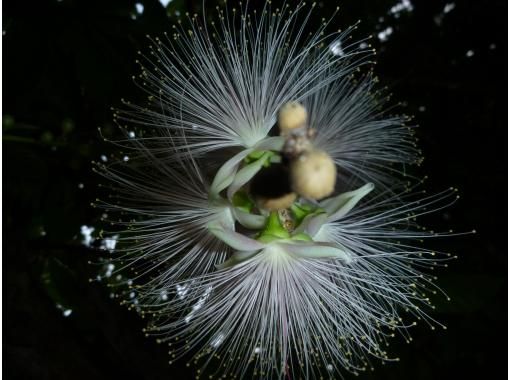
[94,2,461,378]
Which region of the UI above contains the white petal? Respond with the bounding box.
[280,242,352,263]
[321,183,374,221]
[210,149,253,195]
[294,213,328,237]
[227,152,272,199]
[232,207,266,229]
[255,136,284,151]
[208,221,265,251]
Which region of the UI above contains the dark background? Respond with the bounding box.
[3,0,507,379]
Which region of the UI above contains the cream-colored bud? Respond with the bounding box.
[290,150,336,200]
[257,192,297,211]
[278,102,307,134]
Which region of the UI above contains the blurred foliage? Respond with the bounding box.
[3,0,507,379]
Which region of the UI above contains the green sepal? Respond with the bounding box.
[257,211,290,243]
[290,203,314,225]
[232,191,254,213]
[245,150,271,164]
[291,232,313,242]
[244,150,281,168]
[290,203,324,226]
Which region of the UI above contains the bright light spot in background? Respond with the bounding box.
[101,235,119,252]
[123,155,129,162]
[329,41,344,56]
[81,225,95,246]
[466,50,474,58]
[159,0,173,7]
[435,2,455,25]
[63,309,73,317]
[128,131,135,138]
[185,286,212,323]
[389,0,413,17]
[78,183,84,189]
[443,3,456,13]
[378,26,394,42]
[105,263,115,278]
[56,303,73,317]
[418,106,426,112]
[135,3,144,14]
[176,283,190,300]
[100,154,108,162]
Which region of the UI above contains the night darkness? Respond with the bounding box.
[3,0,507,379]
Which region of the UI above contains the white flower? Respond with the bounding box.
[111,2,418,192]
[142,185,457,379]
[95,153,231,286]
[95,2,461,379]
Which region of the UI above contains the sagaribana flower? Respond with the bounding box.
[93,1,463,379]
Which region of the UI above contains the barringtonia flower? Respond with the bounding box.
[139,183,459,379]
[110,1,419,193]
[94,151,229,284]
[93,1,464,379]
